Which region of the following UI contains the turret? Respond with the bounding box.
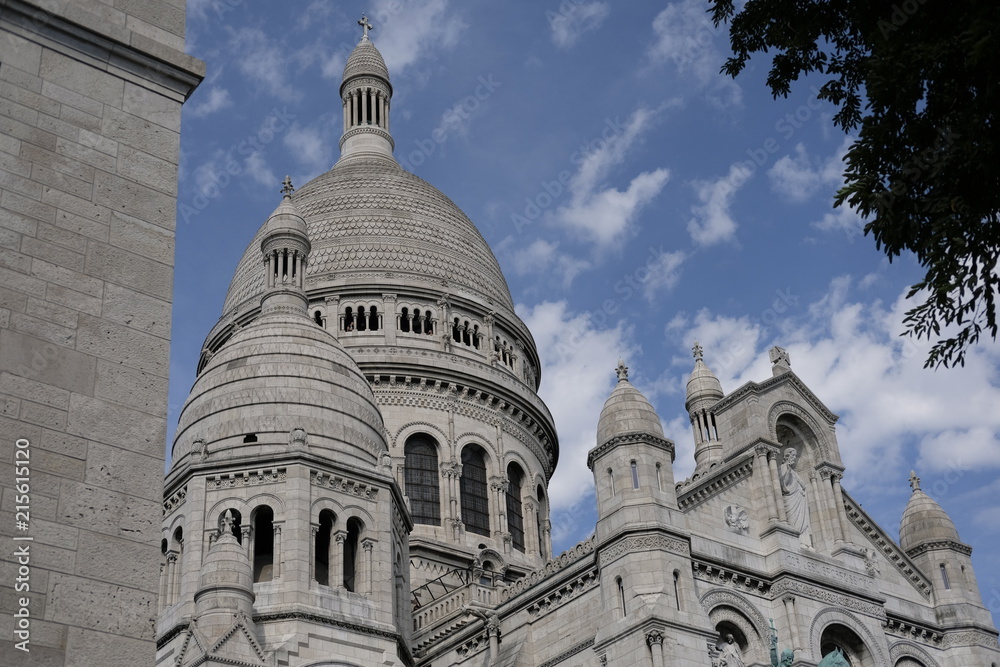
[685,342,723,473]
[589,359,679,539]
[193,510,256,642]
[260,176,310,316]
[900,471,992,627]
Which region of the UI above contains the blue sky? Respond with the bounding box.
[172,0,1000,616]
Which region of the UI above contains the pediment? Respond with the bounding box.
[713,371,838,425]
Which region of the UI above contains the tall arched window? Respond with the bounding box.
[404,434,441,526]
[461,445,490,536]
[315,509,335,586]
[506,463,525,552]
[369,305,379,330]
[344,517,363,592]
[252,506,274,582]
[221,510,242,543]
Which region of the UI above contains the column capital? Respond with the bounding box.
[334,530,348,544]
[646,630,665,646]
[782,594,796,605]
[361,539,375,553]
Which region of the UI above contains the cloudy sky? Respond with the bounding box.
[171,1,1000,614]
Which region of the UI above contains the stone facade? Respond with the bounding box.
[153,24,1000,667]
[0,0,202,664]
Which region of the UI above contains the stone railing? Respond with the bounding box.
[499,536,595,601]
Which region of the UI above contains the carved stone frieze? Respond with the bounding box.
[599,534,690,568]
[163,485,187,516]
[310,470,379,500]
[770,578,886,620]
[207,469,286,490]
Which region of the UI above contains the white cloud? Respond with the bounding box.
[769,138,850,202]
[229,28,300,99]
[667,278,1000,495]
[508,239,591,288]
[647,0,741,107]
[368,0,465,74]
[520,301,638,524]
[549,2,610,49]
[244,151,277,188]
[687,162,751,246]
[283,116,339,179]
[188,88,232,118]
[551,107,671,249]
[641,250,687,300]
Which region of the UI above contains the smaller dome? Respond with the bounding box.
[685,343,723,412]
[596,361,664,446]
[899,471,961,552]
[342,35,390,87]
[197,521,253,599]
[261,189,308,243]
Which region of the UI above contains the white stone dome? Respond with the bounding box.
[171,310,386,467]
[222,155,515,315]
[341,34,390,88]
[596,378,665,447]
[899,487,962,553]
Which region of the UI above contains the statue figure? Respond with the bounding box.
[719,633,745,667]
[818,648,850,667]
[769,619,794,667]
[779,447,812,547]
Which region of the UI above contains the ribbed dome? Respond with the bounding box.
[171,310,386,467]
[342,35,390,86]
[685,358,723,411]
[596,378,665,447]
[900,486,961,553]
[222,155,514,315]
[262,192,308,240]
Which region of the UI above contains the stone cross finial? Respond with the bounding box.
[358,14,374,39]
[692,341,704,361]
[615,358,628,382]
[909,470,921,492]
[281,175,294,198]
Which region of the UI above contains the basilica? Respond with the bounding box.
[155,25,1000,667]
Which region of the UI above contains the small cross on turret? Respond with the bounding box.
[909,470,921,492]
[281,175,294,198]
[692,341,704,362]
[615,358,628,382]
[358,14,374,39]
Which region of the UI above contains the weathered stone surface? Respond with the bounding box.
[66,394,165,456]
[45,573,157,639]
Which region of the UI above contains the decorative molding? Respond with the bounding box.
[586,432,674,469]
[767,400,833,461]
[703,592,770,664]
[712,371,838,424]
[500,536,595,601]
[843,493,933,599]
[771,578,886,620]
[207,469,286,490]
[163,485,187,516]
[526,567,598,619]
[678,455,754,510]
[888,641,942,667]
[310,470,379,500]
[693,562,770,595]
[884,616,943,645]
[599,534,690,568]
[905,539,973,558]
[538,638,595,667]
[807,607,889,666]
[940,629,1000,650]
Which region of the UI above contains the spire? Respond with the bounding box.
[615,358,629,382]
[340,17,394,159]
[692,341,704,362]
[685,342,724,472]
[909,470,921,492]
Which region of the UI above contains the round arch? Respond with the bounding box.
[808,607,887,666]
[888,641,940,667]
[393,421,447,452]
[768,401,832,462]
[700,588,770,664]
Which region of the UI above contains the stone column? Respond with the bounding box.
[755,445,779,523]
[541,519,552,560]
[325,296,339,339]
[241,525,251,561]
[523,500,539,557]
[343,96,349,132]
[309,525,318,582]
[782,596,801,650]
[164,552,178,607]
[362,539,375,596]
[768,451,788,523]
[491,477,507,538]
[382,294,396,344]
[272,524,281,579]
[334,530,347,588]
[385,100,390,132]
[647,631,665,667]
[831,473,851,543]
[810,472,831,548]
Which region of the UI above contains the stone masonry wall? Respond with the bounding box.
[0,1,201,664]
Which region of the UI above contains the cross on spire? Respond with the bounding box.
[615,358,629,382]
[692,341,704,362]
[358,14,374,39]
[281,175,294,198]
[909,470,921,492]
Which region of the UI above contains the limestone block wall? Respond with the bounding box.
[0,1,201,664]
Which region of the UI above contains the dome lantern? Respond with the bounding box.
[260,177,310,316]
[339,15,394,159]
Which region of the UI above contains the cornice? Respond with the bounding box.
[586,432,674,470]
[711,371,838,424]
[905,539,973,558]
[677,451,755,510]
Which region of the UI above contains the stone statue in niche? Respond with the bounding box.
[724,505,750,534]
[719,632,745,667]
[779,448,813,548]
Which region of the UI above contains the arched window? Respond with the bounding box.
[252,506,274,582]
[221,510,242,543]
[313,310,323,327]
[344,307,355,331]
[673,570,682,610]
[452,317,461,342]
[400,307,411,332]
[631,460,639,489]
[940,563,951,589]
[404,434,441,526]
[506,463,525,552]
[617,576,626,617]
[536,485,547,560]
[344,517,363,591]
[607,468,615,496]
[472,324,480,348]
[369,305,379,331]
[423,309,434,335]
[655,463,663,491]
[314,510,335,585]
[461,445,490,537]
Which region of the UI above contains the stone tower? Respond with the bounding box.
[0,1,202,664]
